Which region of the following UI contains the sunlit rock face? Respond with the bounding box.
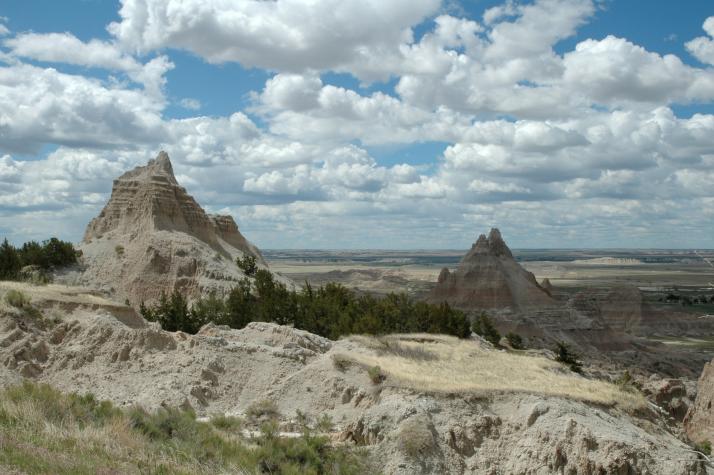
[79,151,272,304]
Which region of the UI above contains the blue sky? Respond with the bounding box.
[1,0,714,248]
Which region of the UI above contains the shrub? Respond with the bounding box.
[236,254,258,277]
[210,414,243,432]
[4,289,30,308]
[397,416,435,457]
[246,399,281,424]
[115,245,125,257]
[696,440,711,456]
[367,365,386,384]
[554,341,583,374]
[332,354,352,371]
[472,313,501,346]
[505,332,524,349]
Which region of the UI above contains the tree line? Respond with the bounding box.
[141,269,471,339]
[0,238,79,280]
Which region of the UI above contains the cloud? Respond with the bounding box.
[563,35,714,105]
[3,0,714,248]
[179,98,201,110]
[4,32,174,97]
[108,0,440,81]
[0,63,167,154]
[686,16,714,65]
[254,73,468,145]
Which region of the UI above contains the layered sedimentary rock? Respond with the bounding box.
[78,151,274,304]
[685,359,714,445]
[569,286,643,334]
[428,228,554,311]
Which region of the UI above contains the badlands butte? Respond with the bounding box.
[1,151,714,474]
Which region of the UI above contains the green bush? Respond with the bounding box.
[210,414,242,432]
[472,313,501,346]
[505,332,524,349]
[236,254,258,277]
[115,245,125,257]
[696,440,711,456]
[4,289,30,308]
[367,366,385,384]
[554,341,583,374]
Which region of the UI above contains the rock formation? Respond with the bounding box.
[540,278,554,295]
[77,151,275,304]
[428,228,554,311]
[685,359,714,446]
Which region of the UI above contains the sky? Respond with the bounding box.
[1,0,714,249]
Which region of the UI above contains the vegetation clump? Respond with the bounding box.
[141,269,471,339]
[246,399,281,424]
[472,313,501,346]
[4,289,30,308]
[236,254,258,277]
[695,440,711,457]
[0,381,369,474]
[0,237,79,281]
[367,365,386,384]
[505,332,524,349]
[554,341,583,373]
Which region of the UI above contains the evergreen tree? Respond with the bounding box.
[0,239,21,280]
[471,313,501,346]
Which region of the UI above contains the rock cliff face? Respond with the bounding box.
[685,359,714,445]
[428,228,554,311]
[77,151,274,304]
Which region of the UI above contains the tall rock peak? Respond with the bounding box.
[79,151,274,304]
[429,228,552,311]
[465,227,513,261]
[153,150,173,174]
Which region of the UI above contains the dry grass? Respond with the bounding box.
[0,382,368,474]
[339,334,646,412]
[0,281,116,308]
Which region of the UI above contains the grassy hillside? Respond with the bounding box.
[0,382,369,475]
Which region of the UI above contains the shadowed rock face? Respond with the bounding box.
[428,228,554,311]
[685,359,714,445]
[78,151,272,304]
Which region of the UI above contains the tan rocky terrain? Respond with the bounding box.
[428,228,554,311]
[0,283,711,474]
[61,152,286,304]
